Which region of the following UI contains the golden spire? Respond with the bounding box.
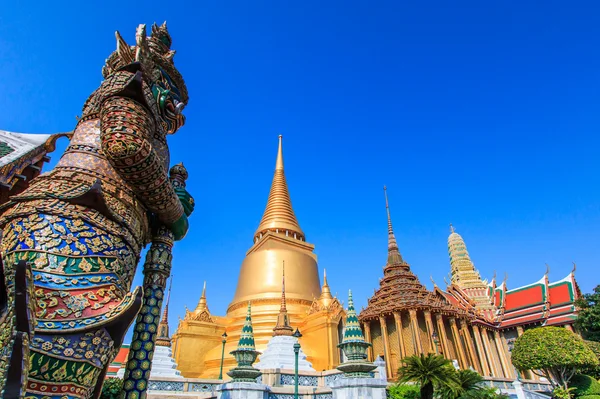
[383,186,404,265]
[273,261,294,336]
[318,269,334,307]
[448,226,486,288]
[195,281,209,313]
[254,135,304,241]
[156,276,173,347]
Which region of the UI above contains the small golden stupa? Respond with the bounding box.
[172,136,345,377]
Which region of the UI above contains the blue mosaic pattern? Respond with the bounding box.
[189,383,218,392]
[147,381,184,391]
[324,373,343,386]
[279,374,318,386]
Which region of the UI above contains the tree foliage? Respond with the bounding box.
[388,383,420,399]
[569,374,600,397]
[511,327,598,389]
[398,354,458,399]
[582,341,600,379]
[100,378,122,399]
[576,285,600,342]
[437,369,483,399]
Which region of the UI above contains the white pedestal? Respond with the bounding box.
[512,380,526,399]
[117,346,183,379]
[216,382,270,399]
[255,335,314,371]
[330,377,387,399]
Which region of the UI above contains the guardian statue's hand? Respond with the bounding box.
[175,187,195,217]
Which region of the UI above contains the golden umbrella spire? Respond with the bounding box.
[195,281,209,313]
[273,261,294,336]
[383,186,404,265]
[254,135,304,241]
[156,276,173,347]
[318,269,334,307]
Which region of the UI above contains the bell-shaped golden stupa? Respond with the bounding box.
[172,136,345,377]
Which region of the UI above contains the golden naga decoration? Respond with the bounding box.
[0,22,194,399]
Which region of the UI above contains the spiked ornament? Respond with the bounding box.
[227,302,262,382]
[337,290,377,378]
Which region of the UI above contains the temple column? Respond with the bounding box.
[435,314,450,358]
[363,321,373,361]
[460,320,480,372]
[379,316,393,379]
[472,325,490,376]
[393,312,407,360]
[423,311,436,353]
[494,331,513,379]
[449,318,468,369]
[409,310,423,355]
[480,328,501,377]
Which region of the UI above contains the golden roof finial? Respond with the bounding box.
[572,262,577,274]
[273,261,294,336]
[450,223,455,233]
[254,135,304,241]
[383,186,404,265]
[430,275,437,288]
[195,281,209,313]
[545,263,550,276]
[319,268,333,306]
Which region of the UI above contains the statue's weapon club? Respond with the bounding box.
[121,165,187,399]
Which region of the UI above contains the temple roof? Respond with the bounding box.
[0,130,69,200]
[359,188,466,321]
[184,281,214,323]
[254,135,305,241]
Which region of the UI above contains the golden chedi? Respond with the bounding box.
[172,136,345,377]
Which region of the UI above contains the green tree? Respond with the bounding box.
[582,341,600,379]
[511,327,598,390]
[397,353,458,399]
[388,383,420,399]
[576,285,600,342]
[437,369,484,399]
[100,377,122,399]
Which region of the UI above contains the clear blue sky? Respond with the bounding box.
[1,1,599,335]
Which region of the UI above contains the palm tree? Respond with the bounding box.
[437,369,484,399]
[397,354,458,399]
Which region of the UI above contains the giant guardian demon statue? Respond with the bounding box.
[0,23,194,399]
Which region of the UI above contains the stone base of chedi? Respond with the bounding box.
[255,336,315,371]
[118,345,183,379]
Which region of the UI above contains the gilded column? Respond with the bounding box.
[460,320,480,373]
[379,316,393,379]
[494,331,513,379]
[480,328,501,377]
[449,318,468,369]
[363,321,373,361]
[409,310,423,355]
[423,311,436,353]
[393,312,407,359]
[471,325,490,377]
[435,314,450,357]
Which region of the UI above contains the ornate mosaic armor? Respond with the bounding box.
[0,23,193,399]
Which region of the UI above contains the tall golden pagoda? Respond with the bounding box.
[172,136,345,377]
[447,226,496,316]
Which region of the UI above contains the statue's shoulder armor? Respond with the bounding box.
[81,65,159,122]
